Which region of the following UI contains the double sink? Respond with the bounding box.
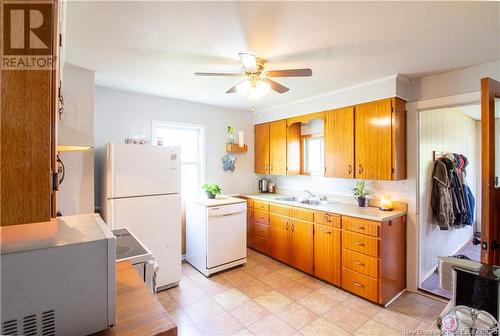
[275,196,332,206]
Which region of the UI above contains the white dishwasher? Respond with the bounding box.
[186,196,247,276]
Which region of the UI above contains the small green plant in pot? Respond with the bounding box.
[353,180,369,207]
[202,183,221,199]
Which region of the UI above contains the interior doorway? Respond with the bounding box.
[418,104,482,298]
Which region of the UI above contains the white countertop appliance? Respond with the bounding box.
[103,143,181,290]
[113,228,158,293]
[1,214,116,336]
[186,196,247,276]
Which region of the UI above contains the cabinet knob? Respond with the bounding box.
[354,225,365,230]
[353,260,365,266]
[325,231,332,234]
[358,165,363,175]
[348,165,353,174]
[270,164,273,172]
[353,241,365,247]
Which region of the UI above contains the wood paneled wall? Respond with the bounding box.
[418,107,480,282]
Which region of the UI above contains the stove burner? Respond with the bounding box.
[117,245,133,257]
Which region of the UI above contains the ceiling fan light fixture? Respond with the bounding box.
[236,79,251,95]
[248,79,270,99]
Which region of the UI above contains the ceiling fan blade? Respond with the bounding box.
[226,80,243,93]
[265,69,312,77]
[194,72,241,77]
[263,78,289,94]
[239,53,258,72]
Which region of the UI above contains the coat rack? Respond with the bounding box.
[433,150,454,162]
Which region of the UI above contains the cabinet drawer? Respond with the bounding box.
[342,268,379,303]
[290,207,314,222]
[342,216,380,237]
[254,200,269,211]
[342,231,379,257]
[254,235,270,255]
[255,223,270,238]
[269,203,289,217]
[254,210,269,225]
[314,212,340,228]
[342,249,379,278]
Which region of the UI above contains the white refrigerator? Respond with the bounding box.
[103,143,181,290]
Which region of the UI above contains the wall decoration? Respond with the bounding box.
[222,154,236,172]
[227,126,234,144]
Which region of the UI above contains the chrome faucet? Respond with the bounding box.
[304,189,316,199]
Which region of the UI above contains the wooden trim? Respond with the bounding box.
[480,77,500,265]
[287,111,325,126]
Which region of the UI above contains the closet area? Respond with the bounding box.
[419,105,482,298]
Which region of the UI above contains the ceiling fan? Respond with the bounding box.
[195,53,312,99]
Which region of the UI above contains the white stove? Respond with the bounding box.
[113,228,158,292]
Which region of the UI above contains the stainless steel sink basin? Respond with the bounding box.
[299,199,330,206]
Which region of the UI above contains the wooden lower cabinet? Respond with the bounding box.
[269,214,290,264]
[289,219,314,274]
[247,207,254,248]
[341,215,406,305]
[313,224,341,286]
[245,198,406,305]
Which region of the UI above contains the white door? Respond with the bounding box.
[109,194,181,288]
[107,143,181,198]
[206,204,247,268]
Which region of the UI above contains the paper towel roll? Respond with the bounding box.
[238,131,244,147]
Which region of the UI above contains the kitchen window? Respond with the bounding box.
[152,120,205,195]
[302,134,324,176]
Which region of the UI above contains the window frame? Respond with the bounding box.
[151,120,205,195]
[301,133,324,176]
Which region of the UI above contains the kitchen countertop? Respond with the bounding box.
[186,195,246,207]
[94,261,177,336]
[241,193,406,222]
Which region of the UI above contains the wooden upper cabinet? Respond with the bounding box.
[269,120,288,175]
[254,97,406,180]
[355,98,406,180]
[286,123,301,176]
[325,107,355,178]
[254,123,270,174]
[1,1,59,225]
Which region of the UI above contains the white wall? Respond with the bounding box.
[94,86,255,209]
[409,60,500,102]
[56,64,95,215]
[419,107,480,282]
[254,74,410,123]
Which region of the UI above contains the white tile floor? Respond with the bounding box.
[157,249,448,335]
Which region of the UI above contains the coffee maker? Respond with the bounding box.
[258,178,268,193]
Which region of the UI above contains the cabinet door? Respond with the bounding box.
[355,99,393,180]
[289,218,314,274]
[325,107,355,178]
[269,214,289,263]
[269,120,288,175]
[314,225,341,286]
[254,123,270,174]
[247,209,254,248]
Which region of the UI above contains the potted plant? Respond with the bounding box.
[353,180,369,207]
[202,183,221,199]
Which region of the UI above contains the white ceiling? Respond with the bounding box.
[65,1,500,112]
